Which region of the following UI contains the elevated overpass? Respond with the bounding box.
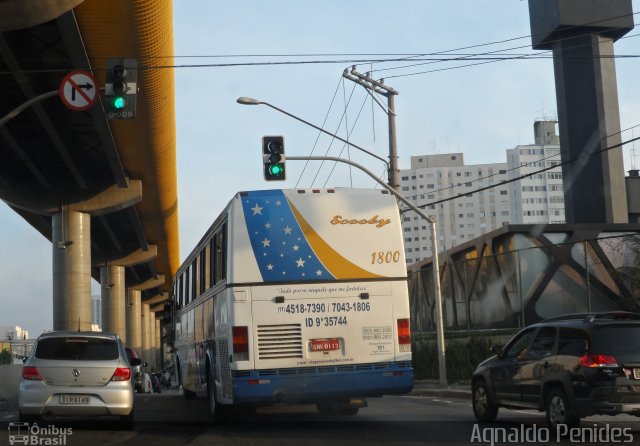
[0,0,178,368]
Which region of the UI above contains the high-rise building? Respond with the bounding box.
[399,121,565,265]
[506,121,564,225]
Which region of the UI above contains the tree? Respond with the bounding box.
[0,349,12,365]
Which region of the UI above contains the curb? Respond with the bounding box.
[410,388,471,399]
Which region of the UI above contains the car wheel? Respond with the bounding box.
[119,409,135,430]
[472,380,498,422]
[546,388,579,430]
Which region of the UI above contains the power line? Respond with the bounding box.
[400,134,640,215]
[381,31,640,80]
[294,75,343,188]
[399,123,640,204]
[367,11,640,76]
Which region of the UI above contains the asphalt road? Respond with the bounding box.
[1,392,639,446]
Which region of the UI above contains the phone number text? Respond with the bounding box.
[278,302,371,314]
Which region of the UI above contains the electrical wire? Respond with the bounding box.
[322,91,370,188]
[308,80,358,187]
[399,123,640,204]
[367,11,640,76]
[294,75,343,188]
[399,133,640,215]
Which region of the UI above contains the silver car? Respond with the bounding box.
[18,331,136,428]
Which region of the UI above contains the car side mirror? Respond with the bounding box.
[129,357,141,367]
[491,345,503,356]
[142,361,148,368]
[22,356,28,364]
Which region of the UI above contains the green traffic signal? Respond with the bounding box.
[269,164,283,176]
[105,58,137,119]
[262,136,286,181]
[112,96,126,110]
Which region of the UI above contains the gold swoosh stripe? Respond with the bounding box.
[288,199,383,279]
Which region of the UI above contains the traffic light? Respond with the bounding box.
[262,136,286,181]
[105,58,137,119]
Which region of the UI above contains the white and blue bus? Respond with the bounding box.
[172,188,412,418]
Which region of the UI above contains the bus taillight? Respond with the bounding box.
[232,326,250,361]
[397,319,411,352]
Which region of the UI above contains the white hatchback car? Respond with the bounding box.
[18,331,136,428]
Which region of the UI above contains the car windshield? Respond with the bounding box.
[35,337,119,360]
[592,325,640,353]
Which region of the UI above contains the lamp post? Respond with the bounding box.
[237,97,448,387]
[236,97,389,169]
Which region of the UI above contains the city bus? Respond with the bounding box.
[171,188,412,418]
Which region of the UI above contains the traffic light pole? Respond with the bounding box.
[288,155,447,387]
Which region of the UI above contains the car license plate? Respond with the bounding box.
[634,368,640,380]
[60,394,90,404]
[310,338,340,352]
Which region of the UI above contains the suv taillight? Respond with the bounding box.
[397,318,411,352]
[110,367,131,382]
[579,354,618,367]
[22,366,43,381]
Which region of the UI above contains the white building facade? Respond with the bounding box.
[0,325,29,340]
[506,121,565,224]
[91,294,101,331]
[400,121,565,265]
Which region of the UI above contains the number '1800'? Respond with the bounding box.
[370,250,401,264]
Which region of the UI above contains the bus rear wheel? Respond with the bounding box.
[207,366,231,421]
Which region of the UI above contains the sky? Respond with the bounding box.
[1,0,640,336]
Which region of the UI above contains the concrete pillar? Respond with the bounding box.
[149,313,156,371]
[126,289,142,351]
[100,264,126,341]
[141,303,151,365]
[155,318,161,370]
[52,208,92,331]
[528,0,633,224]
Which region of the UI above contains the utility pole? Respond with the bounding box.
[343,67,399,191]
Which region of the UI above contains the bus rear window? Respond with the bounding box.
[35,337,119,360]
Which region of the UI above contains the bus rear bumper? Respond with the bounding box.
[232,362,413,405]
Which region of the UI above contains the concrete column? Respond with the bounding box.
[126,289,142,351]
[100,264,126,341]
[52,208,92,331]
[155,318,161,370]
[141,303,151,365]
[149,313,156,371]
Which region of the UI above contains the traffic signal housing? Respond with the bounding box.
[262,136,286,181]
[105,58,137,119]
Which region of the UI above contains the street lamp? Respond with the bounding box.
[237,97,448,387]
[236,97,389,169]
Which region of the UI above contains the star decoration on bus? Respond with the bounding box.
[251,204,263,215]
[241,190,334,282]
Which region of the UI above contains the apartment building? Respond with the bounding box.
[400,121,564,264]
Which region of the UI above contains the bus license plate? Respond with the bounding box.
[310,339,340,352]
[60,394,90,404]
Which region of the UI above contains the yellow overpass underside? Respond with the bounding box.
[75,0,180,293]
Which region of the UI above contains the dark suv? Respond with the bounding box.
[472,312,640,428]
